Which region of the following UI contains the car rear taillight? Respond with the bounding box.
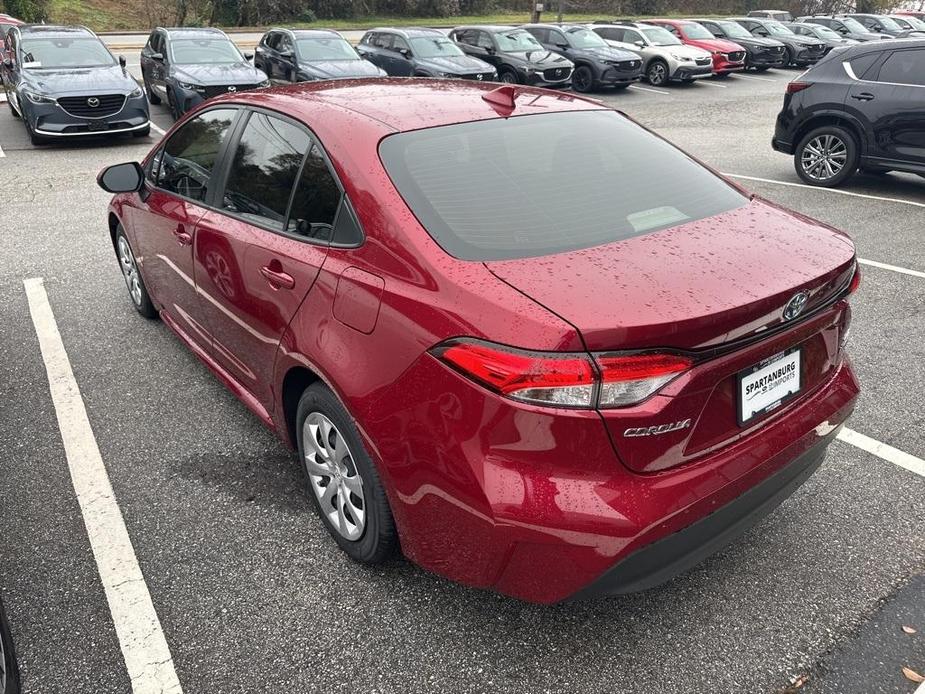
[786,81,812,94]
[848,263,861,294]
[433,339,692,409]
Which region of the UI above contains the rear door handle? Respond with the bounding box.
[850,92,875,101]
[260,264,295,290]
[173,224,192,246]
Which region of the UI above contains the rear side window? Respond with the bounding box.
[379,110,746,261]
[876,49,925,86]
[156,108,237,202]
[848,51,881,79]
[287,144,342,241]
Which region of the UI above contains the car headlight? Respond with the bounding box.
[257,79,270,88]
[24,90,54,104]
[178,81,205,93]
[128,85,144,98]
[670,53,692,61]
[519,65,536,73]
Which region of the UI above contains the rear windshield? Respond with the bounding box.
[379,110,746,261]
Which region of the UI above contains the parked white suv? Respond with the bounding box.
[592,22,713,86]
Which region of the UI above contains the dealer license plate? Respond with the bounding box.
[738,348,801,424]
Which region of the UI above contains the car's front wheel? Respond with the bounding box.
[646,59,669,87]
[296,383,397,563]
[571,65,595,93]
[794,125,859,187]
[499,67,519,84]
[144,76,161,105]
[167,88,182,121]
[115,226,157,318]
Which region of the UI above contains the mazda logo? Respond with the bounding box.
[87,97,100,108]
[782,291,809,321]
[476,74,483,80]
[227,86,237,92]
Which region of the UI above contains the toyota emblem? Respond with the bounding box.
[782,291,809,321]
[87,97,100,108]
[227,86,237,92]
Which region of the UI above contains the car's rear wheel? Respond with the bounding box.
[646,59,668,86]
[115,226,157,318]
[499,67,519,84]
[571,65,595,93]
[296,383,397,563]
[794,126,859,187]
[0,596,21,694]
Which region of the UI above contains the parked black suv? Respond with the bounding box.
[448,25,574,87]
[785,22,859,54]
[773,40,925,186]
[796,16,887,42]
[1,595,20,694]
[254,28,386,83]
[141,27,269,120]
[356,27,495,80]
[728,17,827,66]
[842,13,925,38]
[691,19,787,70]
[1,25,149,144]
[521,23,641,92]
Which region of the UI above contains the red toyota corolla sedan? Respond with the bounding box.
[643,19,747,74]
[97,79,859,604]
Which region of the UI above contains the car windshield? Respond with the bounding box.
[170,38,243,64]
[840,18,868,33]
[640,26,681,45]
[898,15,925,30]
[812,25,841,39]
[379,110,746,261]
[765,21,795,36]
[565,27,608,47]
[20,36,115,69]
[875,16,903,31]
[296,37,359,61]
[494,30,543,51]
[680,23,714,39]
[716,21,752,39]
[409,36,464,57]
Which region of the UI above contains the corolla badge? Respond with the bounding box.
[783,291,809,321]
[87,97,100,108]
[624,419,691,438]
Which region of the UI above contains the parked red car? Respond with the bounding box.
[643,18,747,74]
[98,80,859,604]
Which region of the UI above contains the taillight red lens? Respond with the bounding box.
[437,341,595,407]
[849,264,861,294]
[434,340,693,409]
[595,353,693,408]
[786,81,812,94]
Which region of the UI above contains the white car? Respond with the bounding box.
[592,22,713,86]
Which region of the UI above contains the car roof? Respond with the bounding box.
[285,29,341,38]
[832,36,925,56]
[16,24,95,37]
[452,25,519,33]
[163,27,228,38]
[212,78,607,134]
[367,27,443,37]
[643,18,698,26]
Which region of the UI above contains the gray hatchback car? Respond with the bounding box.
[357,27,496,80]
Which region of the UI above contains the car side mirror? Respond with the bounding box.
[485,45,495,54]
[755,29,769,36]
[635,40,646,48]
[119,54,127,68]
[556,43,569,49]
[280,49,294,58]
[398,48,411,58]
[244,51,254,60]
[150,52,164,61]
[97,162,145,193]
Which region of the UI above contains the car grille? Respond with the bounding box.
[543,67,572,81]
[461,72,494,81]
[727,51,746,62]
[203,84,258,99]
[695,57,711,66]
[57,93,126,118]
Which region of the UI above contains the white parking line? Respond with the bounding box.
[699,81,728,88]
[150,122,167,137]
[0,142,5,158]
[23,277,184,694]
[629,84,671,96]
[735,73,778,83]
[724,173,925,209]
[838,427,925,478]
[857,258,925,280]
[0,92,6,102]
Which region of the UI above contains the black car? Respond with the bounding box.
[448,25,574,87]
[786,22,859,54]
[727,17,827,66]
[842,13,925,38]
[520,23,641,92]
[691,18,787,70]
[141,27,269,120]
[254,28,386,83]
[0,595,20,694]
[772,40,925,186]
[356,28,495,80]
[748,10,793,22]
[797,16,888,42]
[1,25,149,144]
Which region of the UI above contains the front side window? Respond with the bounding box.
[526,27,549,43]
[877,49,925,86]
[221,112,312,229]
[156,108,237,202]
[475,32,494,50]
[20,36,115,69]
[169,38,243,64]
[287,144,342,240]
[409,36,463,57]
[379,110,746,261]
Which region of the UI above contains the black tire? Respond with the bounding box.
[0,596,21,694]
[296,383,397,564]
[24,116,50,146]
[782,46,793,67]
[499,67,520,84]
[612,83,630,91]
[794,125,859,188]
[646,59,669,87]
[571,64,595,93]
[754,66,770,72]
[145,78,161,105]
[6,92,20,119]
[860,166,891,175]
[167,88,182,121]
[133,125,151,138]
[114,226,158,318]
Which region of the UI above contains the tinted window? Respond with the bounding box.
[877,49,925,85]
[391,35,410,52]
[475,31,494,50]
[20,36,115,69]
[495,30,542,51]
[296,36,358,60]
[848,51,880,79]
[409,36,463,57]
[169,37,242,64]
[526,27,548,43]
[379,111,746,261]
[287,144,342,240]
[156,109,237,202]
[222,112,312,229]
